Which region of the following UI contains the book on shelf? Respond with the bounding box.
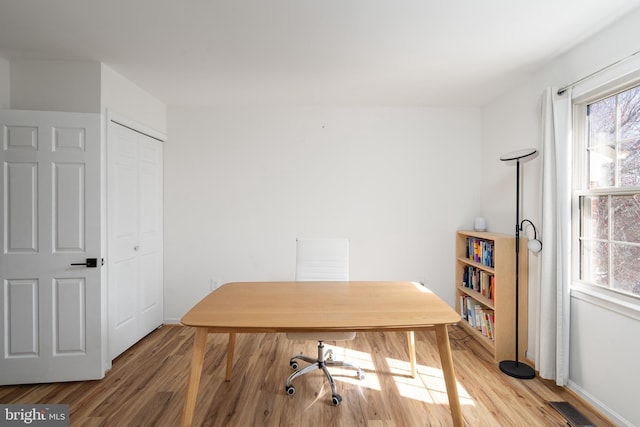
[459,295,467,319]
[485,310,495,340]
[459,295,495,341]
[461,265,495,302]
[466,237,495,268]
[475,307,495,341]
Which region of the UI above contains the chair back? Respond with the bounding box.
[288,238,354,341]
[295,238,349,281]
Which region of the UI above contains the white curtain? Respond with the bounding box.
[535,87,572,385]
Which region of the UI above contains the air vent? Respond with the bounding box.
[548,401,595,427]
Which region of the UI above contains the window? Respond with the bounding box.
[576,84,640,298]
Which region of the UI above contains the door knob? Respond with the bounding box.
[70,258,100,268]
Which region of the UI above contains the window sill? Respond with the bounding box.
[570,282,640,321]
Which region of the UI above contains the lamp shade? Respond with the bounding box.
[527,238,542,253]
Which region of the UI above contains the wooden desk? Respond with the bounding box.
[180,281,462,426]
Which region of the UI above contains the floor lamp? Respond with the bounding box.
[499,148,538,379]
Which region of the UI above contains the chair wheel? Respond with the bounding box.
[290,360,298,370]
[358,371,366,380]
[285,385,295,396]
[331,394,342,406]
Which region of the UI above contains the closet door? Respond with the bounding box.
[108,121,163,360]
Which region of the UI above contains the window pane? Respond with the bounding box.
[619,86,640,140]
[620,138,640,187]
[588,96,616,145]
[588,148,615,188]
[612,194,640,243]
[588,96,616,188]
[612,243,640,296]
[580,195,608,240]
[580,240,609,286]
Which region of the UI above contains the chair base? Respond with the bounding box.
[284,341,365,406]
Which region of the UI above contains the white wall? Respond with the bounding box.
[0,57,9,109]
[100,64,167,134]
[9,59,101,112]
[482,8,640,426]
[3,59,167,131]
[164,106,482,321]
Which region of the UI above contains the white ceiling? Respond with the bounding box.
[1,0,639,107]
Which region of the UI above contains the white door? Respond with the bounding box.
[0,110,105,384]
[108,121,163,359]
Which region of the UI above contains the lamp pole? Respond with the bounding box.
[499,148,536,379]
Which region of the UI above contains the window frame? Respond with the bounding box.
[571,75,640,313]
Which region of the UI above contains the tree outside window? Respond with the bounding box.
[579,84,640,297]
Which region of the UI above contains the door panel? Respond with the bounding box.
[4,125,38,150]
[54,163,85,251]
[108,121,163,360]
[6,279,38,356]
[6,162,38,252]
[138,138,163,333]
[0,109,104,385]
[113,259,136,330]
[108,124,139,358]
[140,251,161,318]
[55,277,85,354]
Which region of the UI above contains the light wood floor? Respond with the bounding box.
[0,324,613,426]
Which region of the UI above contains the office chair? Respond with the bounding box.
[284,238,365,406]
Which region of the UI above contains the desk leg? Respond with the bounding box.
[407,331,416,378]
[435,324,463,427]
[225,333,236,381]
[180,327,209,427]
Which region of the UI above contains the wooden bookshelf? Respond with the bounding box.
[455,230,528,362]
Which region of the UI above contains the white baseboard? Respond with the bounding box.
[567,379,633,427]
